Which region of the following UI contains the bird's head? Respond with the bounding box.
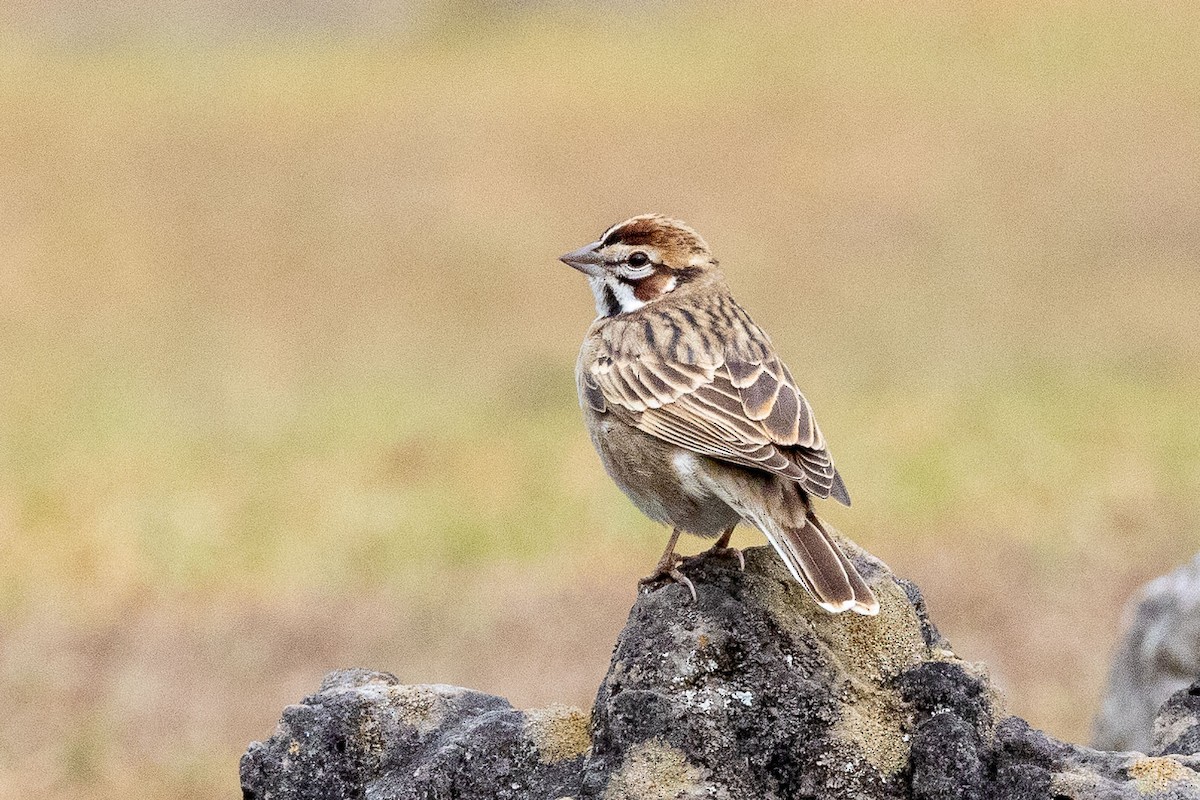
[560,214,718,317]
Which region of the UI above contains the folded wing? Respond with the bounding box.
[588,346,850,505]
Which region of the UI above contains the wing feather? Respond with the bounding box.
[763,384,800,443]
[616,361,658,409]
[580,371,607,412]
[589,309,848,504]
[740,369,780,419]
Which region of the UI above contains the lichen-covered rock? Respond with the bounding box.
[239,669,587,800]
[242,546,1200,799]
[1154,682,1200,758]
[1094,554,1200,753]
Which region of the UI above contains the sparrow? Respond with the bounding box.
[561,214,878,615]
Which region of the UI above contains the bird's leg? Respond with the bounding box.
[685,525,745,571]
[651,526,684,573]
[639,527,697,602]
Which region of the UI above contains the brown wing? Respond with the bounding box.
[589,348,850,505]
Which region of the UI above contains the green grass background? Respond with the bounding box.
[2,2,1199,796]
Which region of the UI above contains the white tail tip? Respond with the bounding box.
[851,599,880,616]
[817,598,858,614]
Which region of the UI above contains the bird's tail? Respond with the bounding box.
[704,473,880,615]
[761,513,879,615]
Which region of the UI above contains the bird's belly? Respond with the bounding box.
[586,412,739,537]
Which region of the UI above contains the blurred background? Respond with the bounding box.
[2,1,1199,797]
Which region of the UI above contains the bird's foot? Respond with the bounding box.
[639,557,698,603]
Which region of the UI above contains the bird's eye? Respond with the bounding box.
[628,252,650,268]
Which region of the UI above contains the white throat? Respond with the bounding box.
[589,275,646,317]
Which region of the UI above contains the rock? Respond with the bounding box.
[242,545,1200,799]
[239,669,589,800]
[1155,681,1200,758]
[1093,553,1200,753]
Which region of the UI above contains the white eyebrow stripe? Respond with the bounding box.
[599,221,624,245]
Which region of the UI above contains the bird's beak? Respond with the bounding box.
[559,242,606,277]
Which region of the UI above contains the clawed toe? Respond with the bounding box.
[732,548,745,571]
[639,564,698,603]
[668,568,697,602]
[640,544,745,602]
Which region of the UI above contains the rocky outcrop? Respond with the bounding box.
[1094,553,1200,753]
[241,546,1200,799]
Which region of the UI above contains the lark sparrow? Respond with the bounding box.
[561,215,878,615]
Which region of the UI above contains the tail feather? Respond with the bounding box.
[809,516,879,615]
[830,469,852,507]
[703,473,879,616]
[760,514,878,616]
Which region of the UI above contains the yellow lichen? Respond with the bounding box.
[806,569,927,774]
[805,561,927,685]
[524,705,591,763]
[601,740,721,800]
[355,708,387,765]
[1128,756,1199,794]
[386,685,447,734]
[835,690,910,775]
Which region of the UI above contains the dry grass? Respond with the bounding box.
[2,2,1199,797]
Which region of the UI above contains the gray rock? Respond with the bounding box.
[1155,681,1200,757]
[240,669,589,800]
[1094,553,1200,753]
[242,546,1200,799]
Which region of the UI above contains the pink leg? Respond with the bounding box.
[638,527,698,602]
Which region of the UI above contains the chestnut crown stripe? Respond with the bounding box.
[601,214,713,260]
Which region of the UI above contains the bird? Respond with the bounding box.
[560,214,878,615]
